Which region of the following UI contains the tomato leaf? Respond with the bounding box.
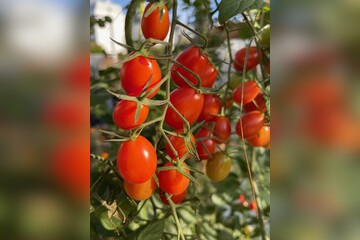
[136,219,165,240]
[218,0,265,24]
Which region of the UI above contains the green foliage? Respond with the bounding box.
[218,0,265,24]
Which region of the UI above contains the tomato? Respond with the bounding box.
[206,152,231,182]
[213,116,231,143]
[197,94,221,122]
[121,54,162,98]
[141,3,170,41]
[247,125,270,147]
[233,46,260,72]
[260,25,270,48]
[195,128,216,160]
[243,93,267,113]
[249,201,257,211]
[233,80,260,105]
[238,194,245,203]
[117,136,157,183]
[171,46,217,88]
[165,129,195,160]
[229,75,242,90]
[113,100,149,130]
[165,87,204,129]
[265,61,270,75]
[158,162,190,195]
[159,189,187,205]
[236,111,265,138]
[123,177,156,201]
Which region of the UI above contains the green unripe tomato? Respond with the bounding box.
[260,25,270,48]
[229,75,242,90]
[206,152,231,182]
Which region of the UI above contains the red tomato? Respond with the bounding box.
[159,189,187,205]
[233,46,260,72]
[197,94,222,122]
[165,87,204,129]
[238,194,245,203]
[236,111,265,138]
[195,128,216,160]
[165,129,195,160]
[158,162,190,195]
[117,136,157,183]
[141,3,170,41]
[171,46,217,88]
[213,116,231,143]
[123,177,156,201]
[246,125,270,147]
[249,201,257,211]
[233,80,260,105]
[113,100,149,130]
[243,93,267,113]
[121,54,162,98]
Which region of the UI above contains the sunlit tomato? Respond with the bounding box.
[197,94,222,122]
[236,111,265,138]
[117,136,157,184]
[113,100,149,130]
[247,125,270,147]
[160,189,187,205]
[121,54,162,98]
[233,46,260,72]
[158,162,190,195]
[123,177,156,201]
[171,46,217,88]
[243,93,267,113]
[206,152,231,182]
[233,80,260,105]
[165,87,204,129]
[249,201,257,211]
[141,3,170,41]
[213,116,231,143]
[195,128,216,160]
[165,129,195,160]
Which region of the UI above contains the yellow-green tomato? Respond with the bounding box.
[206,152,231,182]
[260,25,270,48]
[229,75,242,90]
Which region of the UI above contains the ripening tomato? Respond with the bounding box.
[121,54,162,98]
[260,25,270,48]
[113,100,149,130]
[123,177,156,201]
[247,125,270,147]
[171,46,217,88]
[243,93,267,113]
[141,3,170,41]
[158,162,190,195]
[117,136,157,184]
[165,129,195,160]
[206,152,231,182]
[229,75,242,90]
[236,111,265,138]
[213,116,231,143]
[197,94,222,122]
[233,80,260,105]
[165,87,204,129]
[195,128,216,160]
[249,201,257,211]
[159,189,187,205]
[233,46,260,72]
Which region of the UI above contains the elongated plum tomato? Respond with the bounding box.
[123,177,156,201]
[206,152,231,181]
[171,46,217,88]
[160,189,187,205]
[117,136,157,184]
[236,111,265,138]
[233,46,260,72]
[197,94,222,122]
[158,162,190,195]
[165,87,204,129]
[246,125,270,147]
[243,93,267,113]
[120,54,161,98]
[141,3,170,41]
[165,129,195,160]
[113,100,149,130]
[195,128,216,160]
[213,116,231,143]
[233,80,260,105]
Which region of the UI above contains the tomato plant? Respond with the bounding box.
[165,129,195,160]
[206,152,231,182]
[141,3,170,41]
[233,46,261,72]
[112,100,149,130]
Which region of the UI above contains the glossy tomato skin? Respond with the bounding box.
[165,129,195,160]
[165,87,204,129]
[233,47,260,72]
[233,80,260,105]
[247,125,270,147]
[206,152,231,182]
[236,111,265,138]
[171,46,217,88]
[141,3,170,41]
[117,136,157,184]
[113,100,149,130]
[243,93,267,113]
[197,94,222,122]
[158,162,190,195]
[160,189,187,205]
[213,116,231,143]
[121,54,161,98]
[195,128,216,160]
[123,177,156,201]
